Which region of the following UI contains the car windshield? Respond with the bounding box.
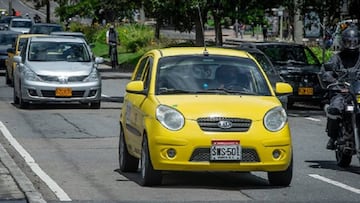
[28,41,91,62]
[0,34,17,45]
[155,55,271,96]
[11,21,32,28]
[30,25,63,34]
[258,45,321,66]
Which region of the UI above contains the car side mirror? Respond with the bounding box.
[126,81,146,94]
[13,55,22,63]
[275,82,293,95]
[95,57,104,64]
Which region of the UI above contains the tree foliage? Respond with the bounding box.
[35,0,360,46]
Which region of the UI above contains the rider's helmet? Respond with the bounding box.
[341,25,359,51]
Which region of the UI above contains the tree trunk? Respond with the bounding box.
[195,16,204,46]
[155,18,161,40]
[213,13,223,46]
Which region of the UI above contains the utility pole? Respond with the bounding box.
[8,0,12,15]
[46,0,50,23]
[235,6,239,38]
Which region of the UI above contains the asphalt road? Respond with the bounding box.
[0,72,359,202]
[0,0,57,22]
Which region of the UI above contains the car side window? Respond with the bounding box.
[142,57,153,91]
[134,56,149,81]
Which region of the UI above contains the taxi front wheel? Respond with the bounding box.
[267,155,293,186]
[140,134,162,186]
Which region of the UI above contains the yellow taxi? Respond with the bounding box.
[119,47,293,186]
[5,34,46,86]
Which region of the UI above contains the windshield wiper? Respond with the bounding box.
[206,88,258,95]
[158,88,195,95]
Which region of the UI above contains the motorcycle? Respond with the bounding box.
[324,69,360,167]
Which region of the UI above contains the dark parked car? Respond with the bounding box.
[0,30,20,70]
[238,42,326,108]
[29,23,63,34]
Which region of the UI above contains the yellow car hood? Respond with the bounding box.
[156,95,280,120]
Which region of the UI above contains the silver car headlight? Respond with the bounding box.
[84,68,100,82]
[156,105,184,131]
[23,66,42,81]
[264,106,287,132]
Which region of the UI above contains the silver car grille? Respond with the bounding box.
[189,148,260,162]
[38,75,88,82]
[197,117,251,132]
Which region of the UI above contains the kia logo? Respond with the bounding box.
[218,120,232,129]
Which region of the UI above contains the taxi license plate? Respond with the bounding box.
[210,140,241,161]
[298,87,313,95]
[55,88,72,97]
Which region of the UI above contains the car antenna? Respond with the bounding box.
[197,4,208,56]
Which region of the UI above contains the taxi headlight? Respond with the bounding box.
[264,106,287,132]
[156,105,184,131]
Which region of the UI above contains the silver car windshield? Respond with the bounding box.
[28,41,91,62]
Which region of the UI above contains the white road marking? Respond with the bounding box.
[309,174,360,194]
[0,121,72,201]
[305,117,321,122]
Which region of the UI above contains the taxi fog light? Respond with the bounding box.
[167,148,176,158]
[272,149,281,159]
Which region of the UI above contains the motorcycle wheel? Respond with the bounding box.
[335,150,352,167]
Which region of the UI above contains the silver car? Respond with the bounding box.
[13,36,103,109]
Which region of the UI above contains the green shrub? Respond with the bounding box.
[68,22,102,43]
[119,24,155,52]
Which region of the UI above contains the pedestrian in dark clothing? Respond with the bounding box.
[262,24,268,41]
[106,25,120,69]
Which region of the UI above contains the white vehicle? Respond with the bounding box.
[8,18,33,34]
[13,36,104,109]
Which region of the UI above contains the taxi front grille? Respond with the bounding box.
[197,117,251,132]
[189,148,260,162]
[41,90,85,97]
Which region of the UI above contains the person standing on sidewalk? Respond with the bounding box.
[106,24,119,69]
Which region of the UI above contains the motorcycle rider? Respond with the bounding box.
[322,24,360,150]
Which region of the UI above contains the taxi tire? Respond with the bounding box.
[140,134,162,186]
[267,155,293,186]
[119,127,139,172]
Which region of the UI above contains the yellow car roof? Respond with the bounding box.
[157,47,251,58]
[18,33,48,39]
